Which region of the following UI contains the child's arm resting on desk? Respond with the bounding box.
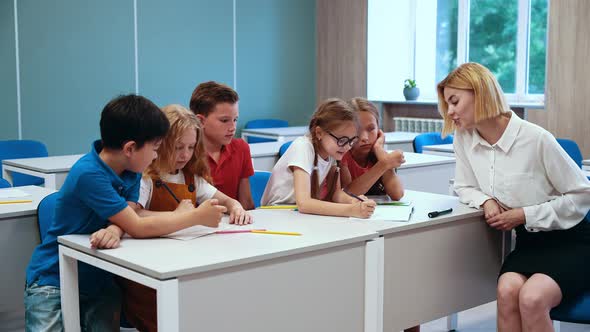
[292,167,376,218]
[212,190,253,225]
[108,199,227,239]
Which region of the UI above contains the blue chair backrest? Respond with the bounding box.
[279,141,293,157]
[0,140,48,186]
[37,192,59,242]
[556,138,583,169]
[550,292,590,324]
[244,119,289,143]
[412,132,454,153]
[0,178,11,188]
[250,171,271,208]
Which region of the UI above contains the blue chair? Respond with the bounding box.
[36,192,58,242]
[250,171,271,208]
[0,178,11,188]
[0,140,48,186]
[244,119,288,143]
[556,138,583,169]
[279,141,293,157]
[412,132,453,153]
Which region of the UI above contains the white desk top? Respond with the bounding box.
[249,141,285,157]
[422,144,454,153]
[2,154,84,173]
[0,186,55,219]
[58,210,376,280]
[356,190,482,236]
[384,131,419,143]
[241,126,308,137]
[398,152,455,169]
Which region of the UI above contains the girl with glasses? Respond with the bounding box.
[261,98,376,218]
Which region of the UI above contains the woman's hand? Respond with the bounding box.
[482,199,504,220]
[487,208,525,231]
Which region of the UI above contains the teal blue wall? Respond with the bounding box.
[237,0,316,128]
[0,1,18,140]
[2,0,316,155]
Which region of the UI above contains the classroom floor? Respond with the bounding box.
[2,301,589,331]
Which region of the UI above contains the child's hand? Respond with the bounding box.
[351,199,377,218]
[373,130,386,150]
[90,228,121,249]
[195,199,227,228]
[175,199,195,213]
[229,207,253,225]
[380,150,405,169]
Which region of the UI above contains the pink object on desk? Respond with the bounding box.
[215,229,266,234]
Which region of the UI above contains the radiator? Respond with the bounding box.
[393,117,444,133]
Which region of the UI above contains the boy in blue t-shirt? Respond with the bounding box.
[24,95,227,331]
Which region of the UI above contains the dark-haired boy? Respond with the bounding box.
[24,95,226,331]
[189,81,255,210]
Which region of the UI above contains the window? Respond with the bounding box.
[367,0,548,103]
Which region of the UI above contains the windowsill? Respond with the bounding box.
[373,99,545,109]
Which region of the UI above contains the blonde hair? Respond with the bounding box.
[145,104,211,183]
[308,98,359,201]
[437,62,510,136]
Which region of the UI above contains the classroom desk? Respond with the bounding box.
[397,152,456,195]
[422,143,455,157]
[0,186,54,313]
[241,126,307,143]
[249,141,284,171]
[58,211,377,332]
[358,190,508,331]
[2,154,83,190]
[58,190,507,332]
[384,131,419,152]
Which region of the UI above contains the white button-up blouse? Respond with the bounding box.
[453,112,590,231]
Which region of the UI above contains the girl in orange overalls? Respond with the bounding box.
[120,104,253,332]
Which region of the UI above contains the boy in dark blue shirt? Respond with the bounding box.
[25,95,227,331]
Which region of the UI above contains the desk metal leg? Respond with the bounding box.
[44,174,57,190]
[365,237,384,332]
[59,246,81,332]
[157,279,179,331]
[446,313,458,331]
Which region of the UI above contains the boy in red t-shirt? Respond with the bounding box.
[189,81,255,210]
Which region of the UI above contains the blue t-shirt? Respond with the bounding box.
[26,140,140,295]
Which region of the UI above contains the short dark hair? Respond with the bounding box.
[100,94,170,149]
[189,81,239,116]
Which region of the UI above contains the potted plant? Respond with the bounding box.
[403,79,420,101]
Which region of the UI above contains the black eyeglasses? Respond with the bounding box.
[327,131,359,147]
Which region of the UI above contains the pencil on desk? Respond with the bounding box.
[251,230,302,236]
[0,200,33,204]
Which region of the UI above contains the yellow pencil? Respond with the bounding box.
[258,205,297,210]
[251,230,302,236]
[0,199,33,204]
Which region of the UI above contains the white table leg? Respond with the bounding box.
[43,174,58,190]
[157,279,179,331]
[2,168,14,186]
[59,246,80,332]
[364,237,384,332]
[446,313,458,331]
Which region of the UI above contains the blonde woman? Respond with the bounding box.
[438,62,590,332]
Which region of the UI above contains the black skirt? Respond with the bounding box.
[499,218,590,301]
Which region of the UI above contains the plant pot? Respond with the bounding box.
[403,87,420,101]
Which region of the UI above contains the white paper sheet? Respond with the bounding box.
[350,205,413,222]
[163,223,258,241]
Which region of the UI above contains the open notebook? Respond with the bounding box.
[350,204,414,222]
[163,223,258,241]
